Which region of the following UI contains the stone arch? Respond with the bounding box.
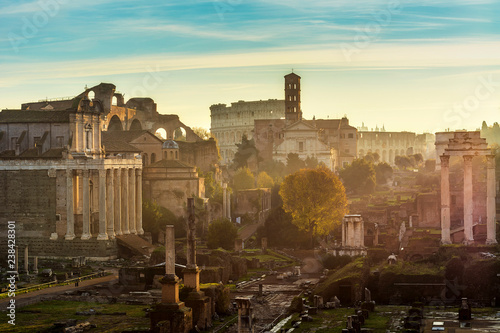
[130,118,142,130]
[108,115,123,131]
[87,90,95,100]
[231,131,235,144]
[155,128,167,140]
[174,127,187,141]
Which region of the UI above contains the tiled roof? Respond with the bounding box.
[0,110,72,123]
[103,141,141,153]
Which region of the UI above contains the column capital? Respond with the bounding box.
[82,169,90,177]
[136,168,142,176]
[486,154,496,169]
[439,154,450,166]
[463,155,474,164]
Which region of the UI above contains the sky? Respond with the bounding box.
[0,0,499,133]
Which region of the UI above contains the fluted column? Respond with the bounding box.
[486,155,497,244]
[136,169,144,235]
[81,169,91,240]
[65,169,75,240]
[114,169,122,235]
[463,155,474,244]
[106,169,115,239]
[78,115,85,152]
[129,168,137,234]
[97,169,108,240]
[122,168,130,234]
[440,155,451,244]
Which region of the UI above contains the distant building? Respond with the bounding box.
[210,99,285,164]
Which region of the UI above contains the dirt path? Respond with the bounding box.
[0,271,118,310]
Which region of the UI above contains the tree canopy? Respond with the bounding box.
[279,167,348,247]
[233,134,259,170]
[232,167,255,191]
[207,218,238,250]
[374,162,393,185]
[286,153,306,174]
[192,127,212,140]
[338,158,376,194]
[256,171,274,189]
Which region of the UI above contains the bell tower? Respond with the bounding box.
[284,72,302,123]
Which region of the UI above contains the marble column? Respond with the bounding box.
[227,190,231,220]
[440,155,451,244]
[463,155,474,244]
[360,218,365,247]
[78,115,84,152]
[65,169,75,240]
[24,246,29,274]
[347,219,354,247]
[163,224,180,304]
[92,115,100,155]
[486,155,498,244]
[136,169,144,235]
[122,168,130,234]
[33,256,38,274]
[129,168,137,234]
[74,114,81,152]
[341,219,346,247]
[222,183,227,219]
[97,169,108,240]
[81,169,92,240]
[106,169,115,239]
[114,169,122,235]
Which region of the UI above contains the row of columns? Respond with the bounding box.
[65,167,143,241]
[440,154,497,245]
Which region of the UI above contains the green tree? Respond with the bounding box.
[259,159,286,183]
[304,156,319,169]
[143,201,185,243]
[203,171,223,204]
[279,167,348,248]
[339,158,376,194]
[257,207,310,249]
[232,167,255,191]
[375,162,393,185]
[286,153,306,175]
[233,134,259,170]
[395,155,413,170]
[207,218,238,250]
[364,152,380,164]
[256,171,274,188]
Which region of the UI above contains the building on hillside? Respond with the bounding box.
[0,93,142,259]
[210,99,285,164]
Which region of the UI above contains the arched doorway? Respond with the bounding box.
[130,119,142,130]
[108,115,123,131]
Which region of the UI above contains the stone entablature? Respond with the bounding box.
[210,99,285,164]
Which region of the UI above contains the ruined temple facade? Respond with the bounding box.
[0,93,142,259]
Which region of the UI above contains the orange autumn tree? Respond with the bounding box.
[279,167,348,248]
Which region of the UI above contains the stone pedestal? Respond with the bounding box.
[150,301,193,333]
[185,290,212,330]
[236,296,254,333]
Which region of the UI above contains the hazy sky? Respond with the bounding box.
[0,0,499,133]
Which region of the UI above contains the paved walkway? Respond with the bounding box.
[0,272,118,310]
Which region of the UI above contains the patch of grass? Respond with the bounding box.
[0,300,149,333]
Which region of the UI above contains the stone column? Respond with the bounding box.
[440,155,451,244]
[24,246,29,274]
[65,169,75,240]
[106,169,115,239]
[33,256,38,274]
[227,190,231,220]
[348,219,354,247]
[97,169,108,240]
[114,169,122,235]
[341,218,346,247]
[463,155,474,244]
[222,183,227,219]
[74,113,81,152]
[486,155,497,244]
[122,168,130,234]
[81,169,92,240]
[129,168,137,234]
[93,115,99,155]
[163,225,180,304]
[360,218,365,247]
[78,114,85,152]
[136,169,144,235]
